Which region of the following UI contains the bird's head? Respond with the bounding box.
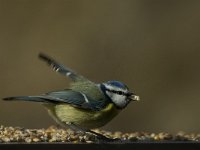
[100,80,140,109]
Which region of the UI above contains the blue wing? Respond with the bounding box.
[38,53,87,82]
[3,90,108,111]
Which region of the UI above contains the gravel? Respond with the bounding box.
[0,125,200,143]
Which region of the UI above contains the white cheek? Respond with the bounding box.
[113,94,126,105]
[106,91,112,98]
[111,94,127,108]
[105,91,127,108]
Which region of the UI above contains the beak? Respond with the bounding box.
[129,93,140,101]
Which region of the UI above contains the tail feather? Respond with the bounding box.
[3,96,49,103]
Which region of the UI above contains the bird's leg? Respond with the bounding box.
[55,123,63,129]
[65,122,121,143]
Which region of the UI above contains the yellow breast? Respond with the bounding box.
[45,103,120,129]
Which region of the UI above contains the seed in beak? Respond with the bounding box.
[131,95,140,101]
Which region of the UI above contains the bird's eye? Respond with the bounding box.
[118,91,123,95]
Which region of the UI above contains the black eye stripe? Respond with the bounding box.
[106,89,128,96]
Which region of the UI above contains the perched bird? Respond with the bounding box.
[3,53,140,141]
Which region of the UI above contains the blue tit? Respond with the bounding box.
[3,53,140,141]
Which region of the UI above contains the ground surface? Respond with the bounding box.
[0,125,199,143]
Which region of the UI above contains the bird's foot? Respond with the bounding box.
[89,132,122,143]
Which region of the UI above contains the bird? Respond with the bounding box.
[3,53,140,141]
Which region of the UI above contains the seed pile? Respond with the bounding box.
[0,125,200,143]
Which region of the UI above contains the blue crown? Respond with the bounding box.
[107,80,129,90]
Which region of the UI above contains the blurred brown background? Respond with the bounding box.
[1,0,200,134]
